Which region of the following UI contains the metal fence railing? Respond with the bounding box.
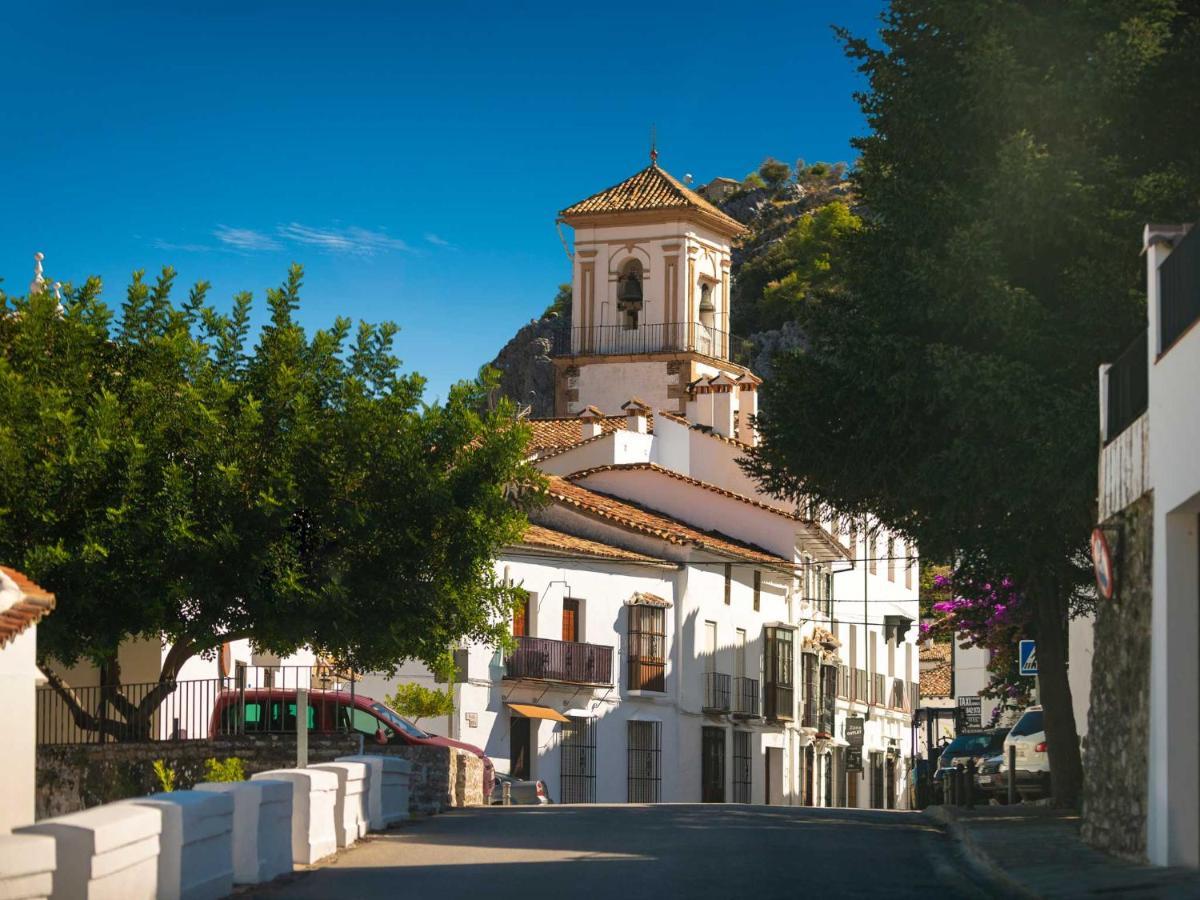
[552,321,754,367]
[37,664,358,745]
[1105,330,1148,443]
[1161,224,1200,353]
[702,672,731,713]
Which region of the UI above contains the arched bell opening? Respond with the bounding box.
[617,259,644,330]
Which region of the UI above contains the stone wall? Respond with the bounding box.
[36,735,489,820]
[36,733,359,819]
[1081,492,1153,860]
[367,744,485,814]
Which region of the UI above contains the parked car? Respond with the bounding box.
[209,688,495,796]
[975,754,1008,802]
[489,772,551,805]
[934,728,1009,801]
[1004,705,1050,800]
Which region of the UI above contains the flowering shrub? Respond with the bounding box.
[922,572,1034,711]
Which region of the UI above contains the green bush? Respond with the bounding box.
[152,759,176,793]
[202,757,247,783]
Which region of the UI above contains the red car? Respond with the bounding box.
[209,688,494,795]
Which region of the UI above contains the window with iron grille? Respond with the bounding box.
[628,605,666,692]
[733,730,751,803]
[764,626,795,721]
[560,715,596,803]
[627,720,662,803]
[801,652,819,727]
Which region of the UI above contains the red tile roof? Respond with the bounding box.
[567,463,850,562]
[526,414,653,459]
[0,566,56,648]
[558,164,746,236]
[516,525,666,565]
[920,642,952,663]
[920,662,952,698]
[546,476,791,568]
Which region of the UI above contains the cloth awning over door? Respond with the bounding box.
[506,703,569,723]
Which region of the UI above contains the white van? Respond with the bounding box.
[1003,705,1050,799]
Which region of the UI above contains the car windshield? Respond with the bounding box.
[942,733,996,758]
[1010,710,1044,737]
[370,703,429,739]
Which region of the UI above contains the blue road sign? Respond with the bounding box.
[1019,639,1038,676]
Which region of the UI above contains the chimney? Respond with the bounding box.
[736,373,762,446]
[687,379,713,428]
[709,373,737,438]
[622,397,651,434]
[577,405,605,440]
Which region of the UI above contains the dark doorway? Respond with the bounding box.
[803,744,815,806]
[823,752,834,807]
[871,751,884,809]
[702,727,726,802]
[885,755,897,810]
[510,716,531,780]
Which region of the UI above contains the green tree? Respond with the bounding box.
[745,1,1200,806]
[386,681,456,725]
[758,157,792,189]
[733,201,862,334]
[0,265,542,738]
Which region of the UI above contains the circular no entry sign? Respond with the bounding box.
[1091,527,1115,600]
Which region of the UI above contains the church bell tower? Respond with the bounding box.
[553,155,754,418]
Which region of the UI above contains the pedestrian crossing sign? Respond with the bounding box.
[1019,639,1038,676]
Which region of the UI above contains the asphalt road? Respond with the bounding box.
[243,804,1002,900]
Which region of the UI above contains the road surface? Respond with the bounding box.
[243,804,998,899]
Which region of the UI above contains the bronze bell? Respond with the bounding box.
[618,271,643,305]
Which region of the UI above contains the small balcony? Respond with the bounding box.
[504,636,613,686]
[732,676,760,718]
[552,321,753,367]
[703,672,731,713]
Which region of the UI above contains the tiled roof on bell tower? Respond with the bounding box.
[558,164,746,236]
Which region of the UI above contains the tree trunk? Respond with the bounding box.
[1030,572,1083,808]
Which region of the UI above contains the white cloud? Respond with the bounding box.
[152,238,213,253]
[213,225,282,251]
[277,223,411,256]
[424,232,452,247]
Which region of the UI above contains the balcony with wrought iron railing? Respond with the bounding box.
[702,672,731,713]
[552,321,753,368]
[732,676,760,718]
[1161,223,1200,356]
[504,635,614,686]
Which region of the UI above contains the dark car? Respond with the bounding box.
[209,688,495,796]
[934,729,1009,799]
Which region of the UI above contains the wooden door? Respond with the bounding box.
[513,593,530,637]
[562,598,579,643]
[701,727,725,802]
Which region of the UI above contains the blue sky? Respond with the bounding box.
[3,1,884,401]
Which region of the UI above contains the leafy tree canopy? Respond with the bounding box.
[386,681,456,725]
[0,265,542,696]
[745,0,1200,805]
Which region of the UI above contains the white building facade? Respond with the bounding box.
[382,159,922,809]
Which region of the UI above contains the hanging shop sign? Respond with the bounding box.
[957,695,982,730]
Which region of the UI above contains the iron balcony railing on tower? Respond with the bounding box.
[552,321,753,367]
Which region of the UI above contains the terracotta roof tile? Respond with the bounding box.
[0,566,56,648]
[920,662,952,698]
[526,414,653,458]
[920,642,952,663]
[546,476,791,568]
[516,525,666,564]
[559,164,746,235]
[567,463,850,562]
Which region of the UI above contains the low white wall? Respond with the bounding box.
[0,833,56,900]
[250,769,338,865]
[335,756,384,831]
[17,802,161,899]
[194,780,292,886]
[309,763,368,847]
[124,791,233,900]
